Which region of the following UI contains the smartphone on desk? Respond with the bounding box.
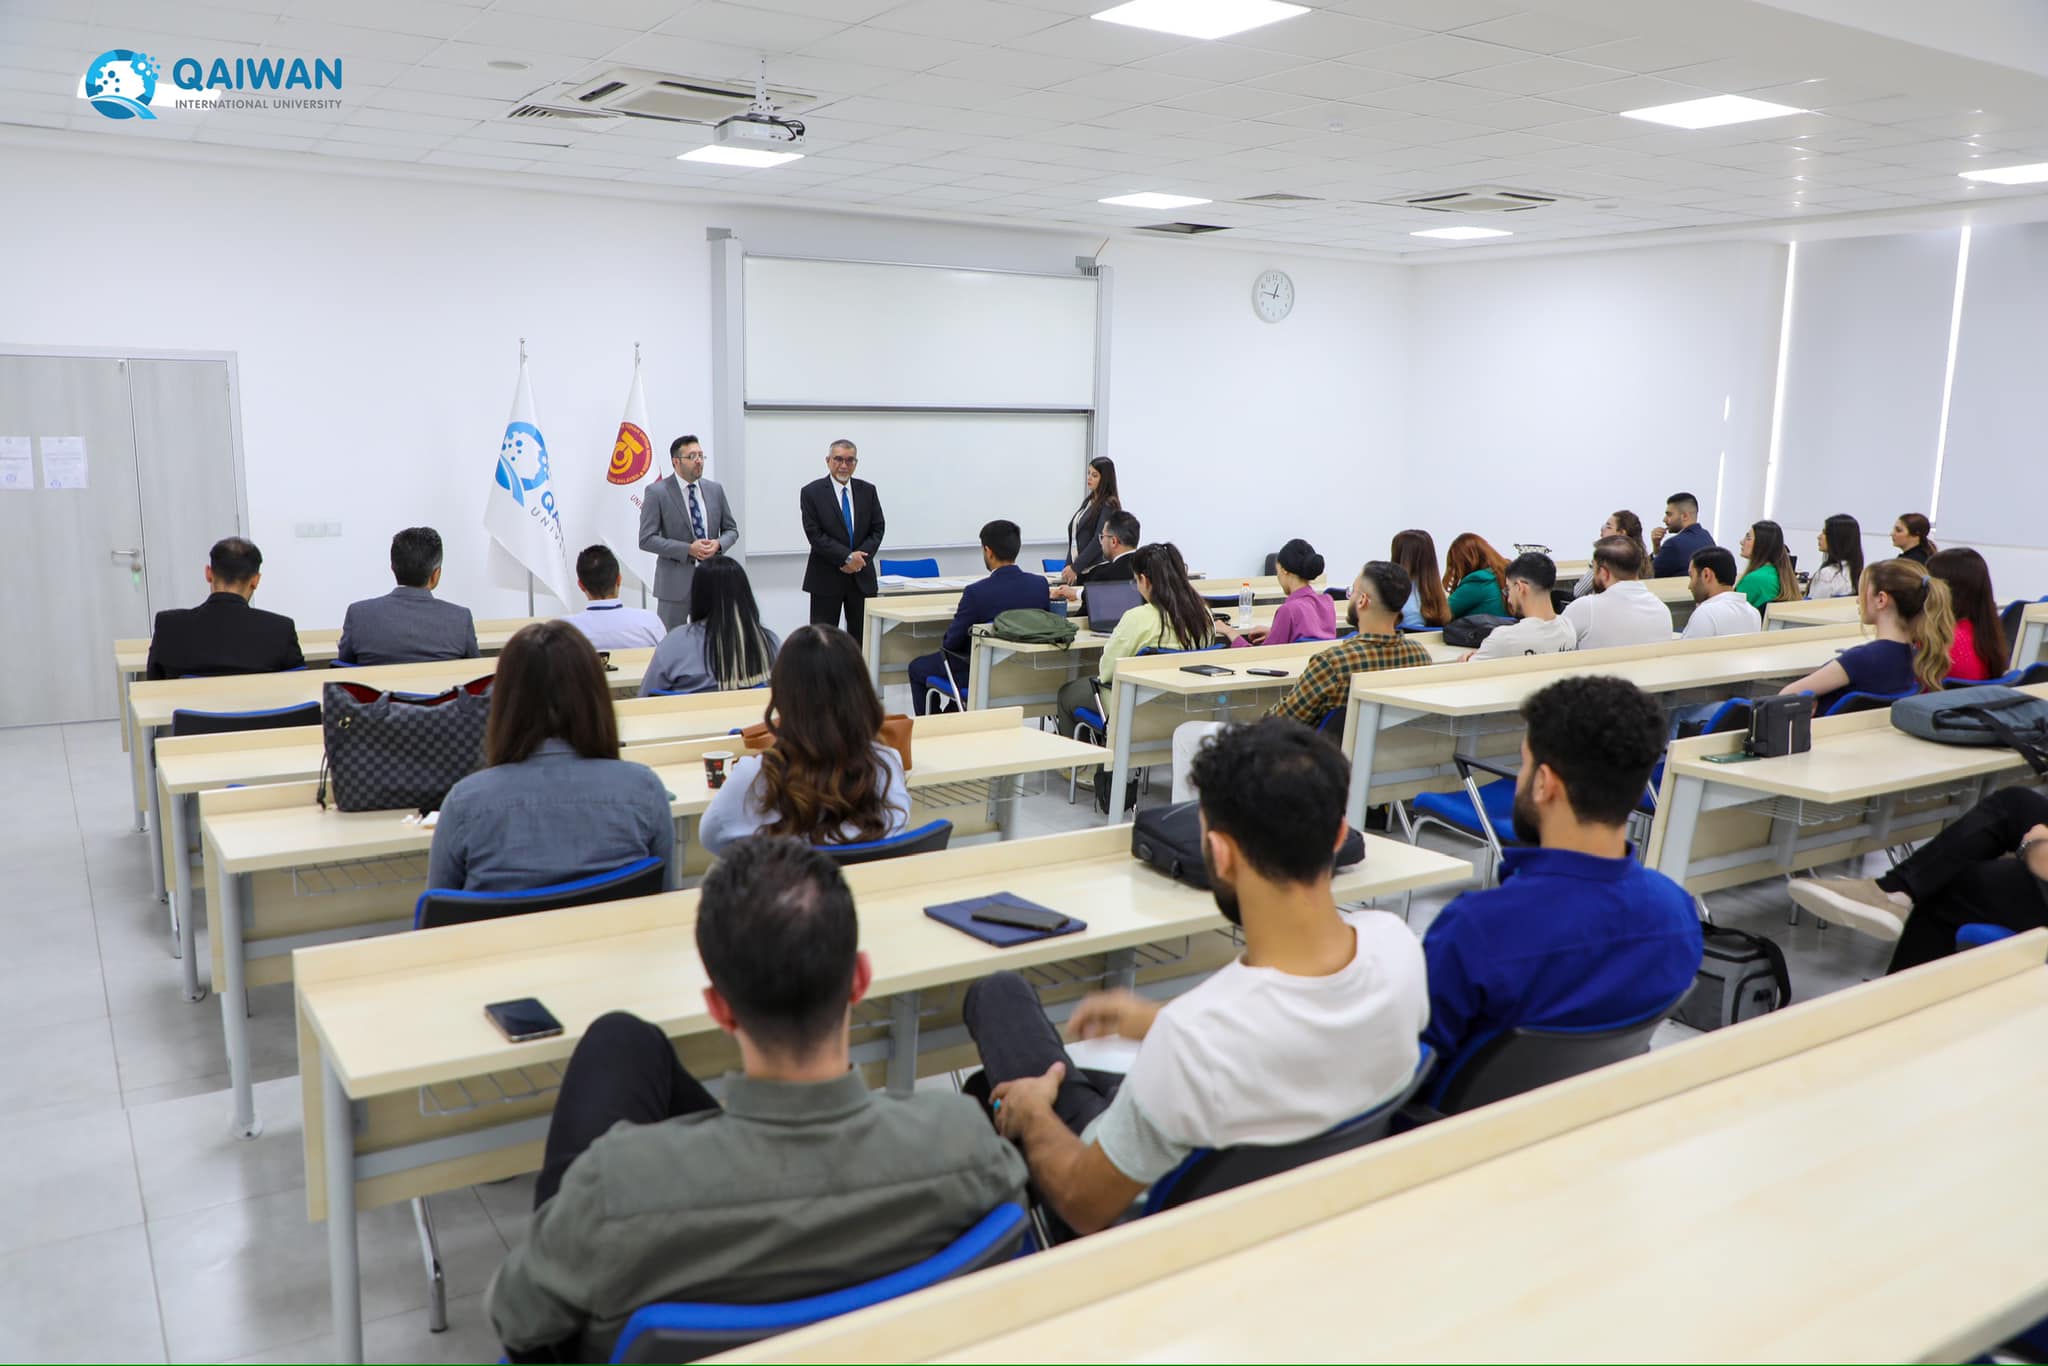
[484,998,563,1043]
[969,901,1072,934]
[1181,664,1233,677]
[1247,667,1288,677]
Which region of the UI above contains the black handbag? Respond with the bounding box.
[317,677,493,813]
[1746,694,1813,758]
[1442,614,1516,648]
[1132,799,1365,890]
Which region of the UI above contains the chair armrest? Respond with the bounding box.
[1451,753,1519,784]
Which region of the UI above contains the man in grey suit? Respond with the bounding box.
[337,526,480,665]
[638,434,740,630]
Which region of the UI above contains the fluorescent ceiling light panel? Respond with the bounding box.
[1099,191,1212,209]
[678,145,803,168]
[1411,225,1512,240]
[1958,161,2048,185]
[1620,94,1805,129]
[1092,0,1308,41]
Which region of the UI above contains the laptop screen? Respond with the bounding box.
[1084,581,1144,634]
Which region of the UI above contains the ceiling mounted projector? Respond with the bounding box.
[714,112,804,152]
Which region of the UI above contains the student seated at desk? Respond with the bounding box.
[908,519,1052,715]
[1050,510,1140,603]
[1778,559,1952,714]
[639,557,779,696]
[427,622,674,893]
[488,838,1027,1363]
[959,719,1425,1238]
[1789,788,2048,974]
[1170,561,1432,802]
[145,536,304,680]
[1419,676,1703,1091]
[1470,553,1575,661]
[336,526,479,665]
[1928,547,2009,681]
[700,626,910,855]
[1218,538,1333,646]
[561,544,666,650]
[1053,541,1215,741]
[1735,520,1801,613]
[1561,536,1670,651]
[1682,547,1762,639]
[1891,512,1936,565]
[1807,514,1864,600]
[1570,511,1647,599]
[1444,532,1510,619]
[1650,491,1715,579]
[1391,529,1451,631]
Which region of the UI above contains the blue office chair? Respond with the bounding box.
[1042,558,1066,574]
[1407,753,1523,884]
[1414,989,1687,1116]
[879,557,940,579]
[1956,923,2016,951]
[814,819,953,866]
[413,855,666,930]
[1142,1047,1435,1215]
[607,1204,1030,1363]
[1068,642,1226,804]
[642,687,683,697]
[921,654,968,717]
[1823,688,1917,717]
[169,701,321,737]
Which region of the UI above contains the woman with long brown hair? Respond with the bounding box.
[427,621,674,891]
[1571,511,1648,597]
[1780,558,1953,713]
[699,625,909,854]
[1060,456,1121,585]
[1927,546,2009,680]
[1444,532,1511,619]
[1736,519,1802,609]
[1390,529,1449,629]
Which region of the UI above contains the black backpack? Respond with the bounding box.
[1442,614,1516,648]
[1132,800,1365,889]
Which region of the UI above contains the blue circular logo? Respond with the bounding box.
[84,49,159,120]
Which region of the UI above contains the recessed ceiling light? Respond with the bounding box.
[1620,95,1806,130]
[1411,226,1513,241]
[1959,161,2048,185]
[1092,0,1307,41]
[487,59,531,72]
[679,145,804,168]
[1099,191,1212,209]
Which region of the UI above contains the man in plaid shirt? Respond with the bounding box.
[1171,561,1434,800]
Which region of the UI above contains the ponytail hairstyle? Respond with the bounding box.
[1898,512,1935,554]
[1275,537,1325,584]
[1746,520,1801,603]
[1927,547,2009,678]
[1390,529,1449,626]
[1606,510,1649,568]
[1132,542,1216,653]
[1861,558,1955,694]
[1820,513,1864,584]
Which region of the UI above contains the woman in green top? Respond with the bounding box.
[1444,532,1511,619]
[1736,520,1802,611]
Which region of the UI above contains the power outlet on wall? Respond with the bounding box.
[294,521,343,538]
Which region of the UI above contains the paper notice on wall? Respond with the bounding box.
[0,437,29,491]
[40,436,87,490]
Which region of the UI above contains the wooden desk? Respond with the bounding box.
[1765,596,1862,630]
[720,931,2048,1365]
[1647,686,2048,897]
[1098,633,1465,821]
[960,603,1286,717]
[1337,624,1867,828]
[296,825,1472,1364]
[202,709,1098,1136]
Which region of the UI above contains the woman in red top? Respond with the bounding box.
[1927,547,2009,681]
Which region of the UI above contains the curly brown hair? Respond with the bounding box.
[754,625,895,845]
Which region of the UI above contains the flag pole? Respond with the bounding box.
[635,339,646,608]
[527,572,535,617]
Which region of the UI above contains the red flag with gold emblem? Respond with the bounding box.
[598,351,659,588]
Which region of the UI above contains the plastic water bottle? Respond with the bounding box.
[1238,581,1255,628]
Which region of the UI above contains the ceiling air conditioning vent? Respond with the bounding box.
[1236,192,1321,204]
[508,104,616,121]
[1138,221,1230,234]
[1383,185,1566,213]
[561,67,815,124]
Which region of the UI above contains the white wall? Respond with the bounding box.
[0,143,1407,638]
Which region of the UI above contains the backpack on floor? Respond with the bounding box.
[1674,925,1791,1031]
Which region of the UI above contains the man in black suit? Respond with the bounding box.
[1051,509,1140,604]
[799,439,885,638]
[146,536,304,680]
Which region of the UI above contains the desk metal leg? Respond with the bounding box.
[172,796,203,1001]
[218,870,262,1139]
[1106,948,1136,991]
[995,774,1020,839]
[324,1059,364,1365]
[863,615,884,687]
[1654,774,1707,887]
[1103,682,1140,825]
[969,644,993,711]
[886,992,921,1096]
[1345,701,1384,830]
[144,725,167,904]
[127,697,148,832]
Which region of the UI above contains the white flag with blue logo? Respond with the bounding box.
[484,354,575,606]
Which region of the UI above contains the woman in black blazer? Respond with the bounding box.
[1891,512,1935,564]
[1061,457,1121,585]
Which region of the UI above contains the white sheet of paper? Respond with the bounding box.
[40,436,88,490]
[0,436,29,491]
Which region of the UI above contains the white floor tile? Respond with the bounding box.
[0,1226,167,1363]
[0,1107,145,1257]
[130,1075,307,1222]
[0,1013,123,1124]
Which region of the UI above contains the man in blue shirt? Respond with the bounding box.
[1650,491,1715,579]
[1420,674,1703,1101]
[907,519,1051,714]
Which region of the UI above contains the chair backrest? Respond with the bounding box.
[1142,1047,1436,1216]
[1956,923,2018,951]
[1433,994,1683,1115]
[879,557,939,579]
[609,1203,1028,1364]
[1824,688,1915,717]
[1042,557,1066,573]
[1133,640,1227,657]
[170,701,321,738]
[2017,662,2048,688]
[413,855,666,930]
[2000,598,2030,647]
[1262,551,1279,576]
[814,819,953,866]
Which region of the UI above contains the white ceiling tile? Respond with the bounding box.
[925,48,1105,86]
[1350,78,1502,115]
[291,0,483,39]
[1362,33,1519,78]
[869,0,1063,43]
[361,87,510,119]
[1452,12,1622,55]
[262,16,445,62]
[1130,43,1311,84]
[599,31,762,80]
[653,1,844,48]
[793,25,976,70]
[1452,95,1600,129]
[415,42,590,84]
[1095,103,1233,135]
[1562,35,1720,75]
[867,72,1029,109]
[1047,66,1208,106]
[492,0,685,27]
[344,104,480,134]
[979,88,1127,122]
[746,54,907,95]
[1322,0,1516,33]
[1447,54,1625,96]
[747,0,903,21]
[1159,83,1310,120]
[1826,94,1975,126]
[1556,74,1714,114]
[1005,17,1192,64]
[315,139,428,161]
[1248,62,1412,101]
[90,0,276,44]
[323,120,451,147]
[438,13,639,59]
[422,149,541,169]
[1220,10,1418,59]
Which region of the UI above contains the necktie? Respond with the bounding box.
[840,484,855,545]
[687,483,705,540]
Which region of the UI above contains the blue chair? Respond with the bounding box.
[1415,990,1687,1116]
[1956,923,2016,951]
[169,701,320,737]
[1408,753,1522,884]
[2017,662,2048,687]
[814,819,952,866]
[643,687,683,697]
[920,654,968,716]
[1142,1047,1435,1216]
[879,557,940,579]
[1042,558,1066,574]
[413,855,666,930]
[607,1204,1029,1363]
[1068,642,1226,804]
[1823,688,1915,717]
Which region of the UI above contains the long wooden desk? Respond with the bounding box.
[1647,685,2048,897]
[296,825,1473,1364]
[959,602,1287,716]
[720,930,2048,1365]
[150,690,772,1001]
[203,709,1098,1137]
[1766,596,1862,629]
[1337,623,1867,829]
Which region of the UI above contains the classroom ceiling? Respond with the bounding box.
[6,0,2048,256]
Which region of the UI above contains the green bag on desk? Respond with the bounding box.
[985,609,1077,648]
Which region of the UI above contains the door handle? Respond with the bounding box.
[111,547,143,570]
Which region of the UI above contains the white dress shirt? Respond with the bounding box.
[562,600,667,650]
[1681,589,1763,640]
[1561,580,1672,651]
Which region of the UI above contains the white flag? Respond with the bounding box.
[484,354,576,606]
[598,354,660,589]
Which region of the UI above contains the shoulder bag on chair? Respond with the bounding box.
[1891,686,2048,776]
[317,677,493,813]
[1441,613,1516,648]
[739,714,914,772]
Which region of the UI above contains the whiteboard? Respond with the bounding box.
[744,257,1097,408]
[743,410,1088,555]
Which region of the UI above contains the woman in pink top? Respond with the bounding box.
[1928,547,2008,681]
[1223,539,1336,647]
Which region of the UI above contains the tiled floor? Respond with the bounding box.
[0,716,1895,1362]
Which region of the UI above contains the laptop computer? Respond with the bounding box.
[1084,581,1144,634]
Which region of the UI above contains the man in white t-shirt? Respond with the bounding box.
[960,718,1427,1236]
[560,544,667,651]
[1469,552,1577,662]
[1561,535,1672,651]
[1681,545,1763,640]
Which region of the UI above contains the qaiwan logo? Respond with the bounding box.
[80,48,342,118]
[81,50,159,120]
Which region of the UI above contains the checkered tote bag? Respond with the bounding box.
[317,677,493,813]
